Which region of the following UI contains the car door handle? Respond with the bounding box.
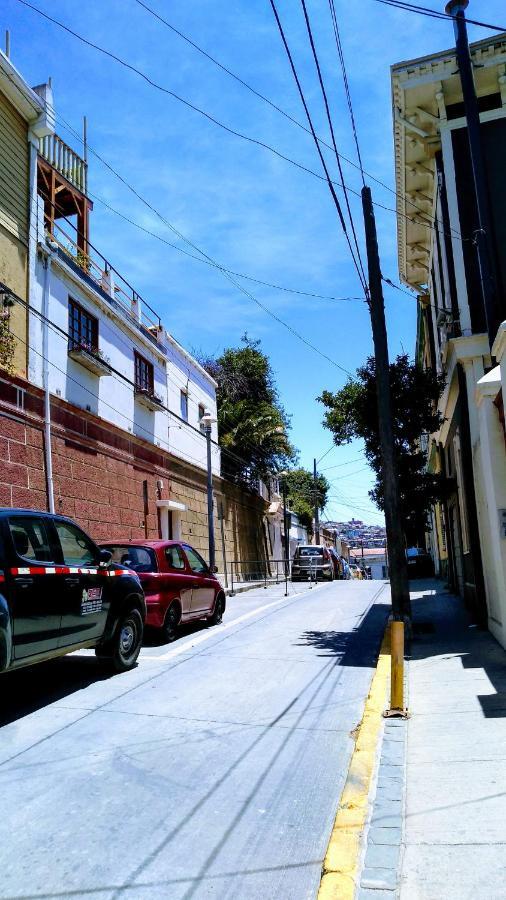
[15,577,34,588]
[64,577,80,587]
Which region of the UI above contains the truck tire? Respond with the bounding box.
[96,606,144,672]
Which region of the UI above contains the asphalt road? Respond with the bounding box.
[0,578,390,900]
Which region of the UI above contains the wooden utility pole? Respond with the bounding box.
[361,186,411,622]
[313,457,320,544]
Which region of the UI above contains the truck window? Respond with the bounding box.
[54,520,97,566]
[9,517,54,562]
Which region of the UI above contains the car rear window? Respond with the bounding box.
[103,545,157,573]
[297,547,323,557]
[8,517,55,562]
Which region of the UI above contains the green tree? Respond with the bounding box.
[318,354,446,545]
[282,468,329,531]
[200,336,296,483]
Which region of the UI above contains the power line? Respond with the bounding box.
[12,1,466,244]
[268,0,368,296]
[299,0,367,287]
[33,116,355,378]
[371,0,506,32]
[133,0,455,233]
[87,188,366,305]
[320,454,366,471]
[8,0,374,209]
[328,0,366,187]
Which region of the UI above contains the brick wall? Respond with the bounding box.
[0,375,269,570]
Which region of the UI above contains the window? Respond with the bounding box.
[183,545,208,574]
[54,520,98,566]
[68,298,98,352]
[198,403,206,432]
[134,352,154,395]
[180,390,188,421]
[9,517,54,562]
[165,545,186,570]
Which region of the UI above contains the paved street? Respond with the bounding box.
[0,580,389,900]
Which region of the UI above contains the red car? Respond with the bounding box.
[100,540,226,642]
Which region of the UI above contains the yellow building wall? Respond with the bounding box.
[0,90,29,376]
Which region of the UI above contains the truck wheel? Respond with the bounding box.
[209,594,224,626]
[96,607,144,672]
[162,602,180,643]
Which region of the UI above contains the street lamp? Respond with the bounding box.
[200,411,217,571]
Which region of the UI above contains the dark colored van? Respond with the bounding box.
[0,509,146,674]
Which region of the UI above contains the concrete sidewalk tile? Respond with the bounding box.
[362,867,398,891]
[370,810,402,829]
[364,841,400,871]
[376,780,403,801]
[368,826,402,845]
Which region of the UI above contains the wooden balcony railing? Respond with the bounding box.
[39,133,87,194]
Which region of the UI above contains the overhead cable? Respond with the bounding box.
[268,0,368,296]
[299,0,367,286]
[371,0,506,32]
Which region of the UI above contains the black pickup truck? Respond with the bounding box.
[0,509,146,674]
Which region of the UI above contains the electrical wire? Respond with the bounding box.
[133,0,455,232]
[268,0,368,297]
[371,0,506,32]
[299,0,367,287]
[11,1,467,246]
[86,188,366,305]
[328,0,366,187]
[33,120,356,379]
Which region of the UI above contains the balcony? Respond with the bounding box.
[134,387,165,412]
[39,133,87,194]
[68,343,112,377]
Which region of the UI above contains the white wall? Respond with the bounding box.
[165,334,220,475]
[29,241,219,475]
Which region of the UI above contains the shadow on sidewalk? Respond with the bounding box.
[295,602,390,667]
[408,578,506,719]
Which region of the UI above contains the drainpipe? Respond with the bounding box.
[41,250,55,513]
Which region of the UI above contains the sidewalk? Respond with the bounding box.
[360,578,506,900]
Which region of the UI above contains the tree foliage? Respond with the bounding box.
[318,354,446,544]
[282,468,329,531]
[200,336,296,483]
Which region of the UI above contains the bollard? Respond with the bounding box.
[384,620,409,718]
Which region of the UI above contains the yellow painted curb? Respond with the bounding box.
[318,625,391,900]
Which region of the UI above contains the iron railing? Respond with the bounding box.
[227,557,329,597]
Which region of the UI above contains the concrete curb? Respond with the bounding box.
[318,626,391,900]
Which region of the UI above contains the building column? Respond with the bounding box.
[475,363,506,647]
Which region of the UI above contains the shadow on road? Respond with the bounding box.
[295,602,390,666]
[0,655,115,727]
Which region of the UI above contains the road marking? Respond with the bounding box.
[140,583,331,663]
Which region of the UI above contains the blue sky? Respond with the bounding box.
[4,0,504,524]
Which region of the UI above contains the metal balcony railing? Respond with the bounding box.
[44,217,163,341]
[39,133,87,194]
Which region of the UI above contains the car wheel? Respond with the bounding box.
[162,602,180,643]
[96,607,144,673]
[209,594,224,626]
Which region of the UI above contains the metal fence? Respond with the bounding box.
[227,557,327,597]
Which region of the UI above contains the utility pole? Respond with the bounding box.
[362,186,410,717]
[445,0,499,350]
[361,186,411,623]
[313,457,320,545]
